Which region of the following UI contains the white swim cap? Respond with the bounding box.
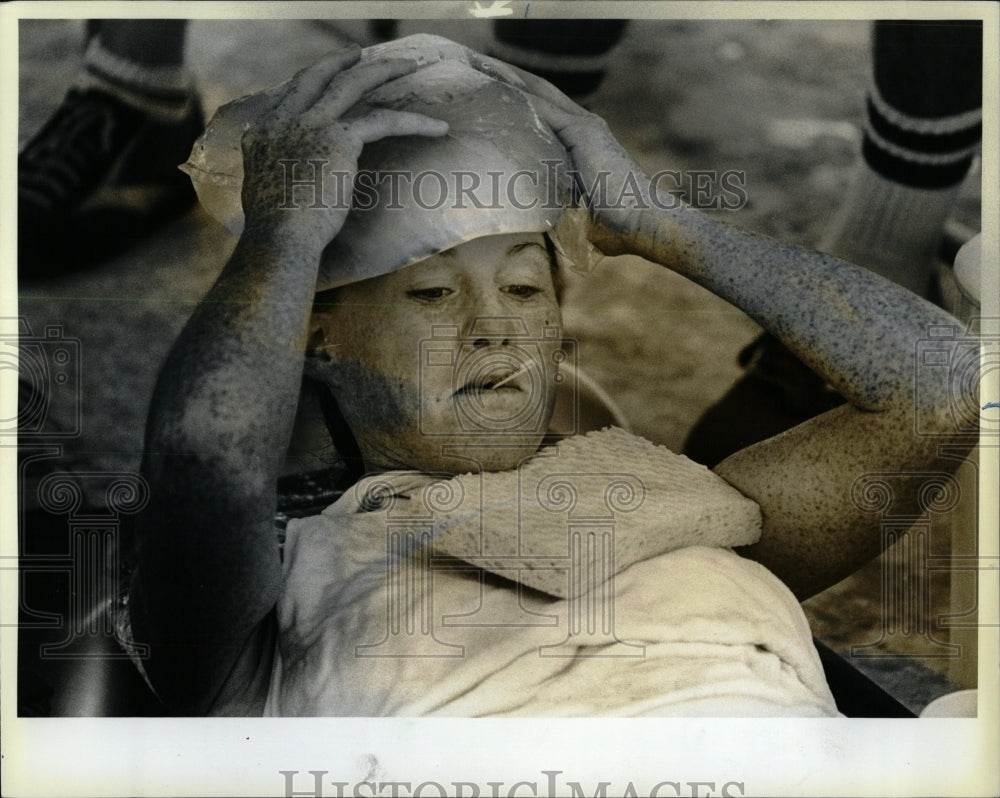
[182,34,580,291]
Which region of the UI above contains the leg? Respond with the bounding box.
[80,20,192,116]
[819,20,983,297]
[18,20,203,276]
[490,20,629,103]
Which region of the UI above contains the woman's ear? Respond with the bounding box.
[305,322,329,357]
[303,319,342,385]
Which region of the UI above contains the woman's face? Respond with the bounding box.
[315,232,563,474]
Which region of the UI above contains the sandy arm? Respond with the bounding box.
[517,66,977,598]
[623,207,974,598]
[128,49,449,712]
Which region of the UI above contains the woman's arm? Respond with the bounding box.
[520,68,977,599]
[130,48,448,712]
[629,213,972,598]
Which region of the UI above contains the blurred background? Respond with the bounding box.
[15,17,983,715]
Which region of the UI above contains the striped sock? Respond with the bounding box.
[820,21,982,298]
[490,20,628,102]
[862,80,981,190]
[77,37,195,121]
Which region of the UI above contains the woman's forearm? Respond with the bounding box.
[519,61,978,597]
[144,230,322,488]
[141,229,323,577]
[623,205,967,422]
[517,62,969,423]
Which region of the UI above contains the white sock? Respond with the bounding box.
[820,82,981,297]
[819,166,963,296]
[78,38,194,121]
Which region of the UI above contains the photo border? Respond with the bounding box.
[2,2,997,796]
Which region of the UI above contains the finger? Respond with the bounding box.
[301,58,425,123]
[278,45,363,118]
[499,62,584,115]
[522,95,612,204]
[525,93,582,138]
[467,53,528,89]
[347,109,450,144]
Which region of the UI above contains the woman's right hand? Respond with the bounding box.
[483,58,661,257]
[239,46,449,254]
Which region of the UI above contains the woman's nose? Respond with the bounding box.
[461,289,525,345]
[467,316,522,346]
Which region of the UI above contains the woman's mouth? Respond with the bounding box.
[455,370,523,394]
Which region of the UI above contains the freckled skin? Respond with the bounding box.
[134,49,978,714]
[517,65,975,599]
[133,49,454,713]
[309,233,561,474]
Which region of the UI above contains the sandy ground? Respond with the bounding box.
[16,17,982,713]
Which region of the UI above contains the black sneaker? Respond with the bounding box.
[18,88,203,279]
[682,333,845,468]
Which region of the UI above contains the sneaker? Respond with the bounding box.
[18,87,203,278]
[682,333,845,468]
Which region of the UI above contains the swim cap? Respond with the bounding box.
[182,34,578,291]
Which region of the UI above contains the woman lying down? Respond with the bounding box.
[126,35,975,716]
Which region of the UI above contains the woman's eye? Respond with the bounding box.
[503,284,542,299]
[407,287,453,302]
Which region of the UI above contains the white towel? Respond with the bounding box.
[425,427,763,597]
[266,429,839,717]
